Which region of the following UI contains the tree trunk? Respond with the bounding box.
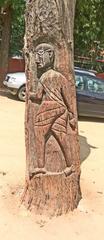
[23,0,81,216]
[0,6,12,88]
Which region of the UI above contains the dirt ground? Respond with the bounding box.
[0,90,104,240]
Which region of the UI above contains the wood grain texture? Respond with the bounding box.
[23,0,81,216]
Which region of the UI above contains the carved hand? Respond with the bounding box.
[69,118,76,130]
[68,112,76,130]
[68,112,74,120]
[29,92,36,101]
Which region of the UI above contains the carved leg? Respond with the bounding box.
[52,130,74,176]
[35,127,46,168]
[52,130,71,166]
[33,124,51,175]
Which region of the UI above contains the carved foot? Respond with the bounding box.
[29,168,46,178]
[64,166,75,177]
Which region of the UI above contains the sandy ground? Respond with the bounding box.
[0,90,104,240]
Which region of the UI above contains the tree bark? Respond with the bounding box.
[0,6,12,88]
[23,0,81,216]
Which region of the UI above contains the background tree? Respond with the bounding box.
[0,2,12,87]
[0,0,25,88]
[74,0,104,65]
[0,0,104,89]
[10,1,25,56]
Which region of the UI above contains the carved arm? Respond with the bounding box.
[29,83,44,102]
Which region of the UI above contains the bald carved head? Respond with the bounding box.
[35,43,55,71]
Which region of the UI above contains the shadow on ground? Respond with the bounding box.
[79,116,103,163]
[0,89,19,102]
[79,135,97,164]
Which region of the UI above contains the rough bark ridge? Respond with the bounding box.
[0,6,12,87]
[23,0,81,216]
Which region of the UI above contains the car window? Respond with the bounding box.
[84,76,104,93]
[75,75,84,91]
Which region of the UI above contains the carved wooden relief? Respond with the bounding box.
[23,0,81,216]
[29,43,76,177]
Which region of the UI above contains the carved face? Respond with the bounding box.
[35,44,54,70]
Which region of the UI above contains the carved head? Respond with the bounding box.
[35,43,54,71]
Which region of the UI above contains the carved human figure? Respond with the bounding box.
[29,43,76,176]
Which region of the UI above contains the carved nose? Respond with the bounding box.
[35,54,40,63]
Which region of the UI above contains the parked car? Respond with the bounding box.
[74,67,96,76]
[3,69,104,118]
[75,71,104,118]
[3,68,96,101]
[3,72,26,101]
[96,72,104,80]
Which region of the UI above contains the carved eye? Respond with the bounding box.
[47,50,53,58]
[38,50,44,55]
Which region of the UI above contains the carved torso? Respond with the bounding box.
[34,69,71,132]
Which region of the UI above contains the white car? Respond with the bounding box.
[3,68,96,101]
[3,72,26,101]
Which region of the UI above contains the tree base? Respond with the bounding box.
[22,172,81,216]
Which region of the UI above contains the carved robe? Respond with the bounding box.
[34,69,73,133]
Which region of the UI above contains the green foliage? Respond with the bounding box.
[1,0,104,61]
[0,0,25,56]
[0,0,25,7]
[10,0,25,56]
[74,0,104,57]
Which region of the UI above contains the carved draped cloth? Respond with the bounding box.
[34,69,71,134]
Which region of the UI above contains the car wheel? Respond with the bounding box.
[17,85,26,101]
